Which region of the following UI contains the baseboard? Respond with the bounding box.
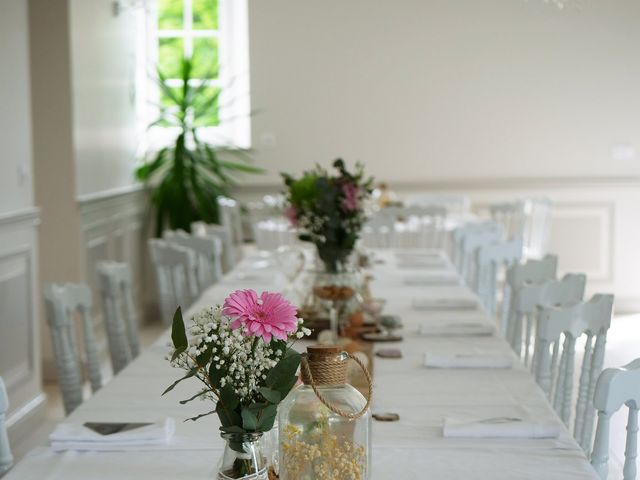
[6,392,47,442]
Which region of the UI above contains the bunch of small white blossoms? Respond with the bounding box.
[167,293,311,404]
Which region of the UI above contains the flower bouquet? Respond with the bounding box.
[282,158,373,274]
[164,290,310,479]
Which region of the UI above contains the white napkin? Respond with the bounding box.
[443,416,561,438]
[50,418,175,452]
[424,353,512,369]
[417,322,496,337]
[412,298,479,310]
[397,258,448,269]
[403,274,460,286]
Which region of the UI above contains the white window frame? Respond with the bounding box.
[142,0,251,151]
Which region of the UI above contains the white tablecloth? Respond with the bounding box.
[6,249,598,479]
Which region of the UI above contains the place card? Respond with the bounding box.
[376,348,402,358]
[373,413,400,422]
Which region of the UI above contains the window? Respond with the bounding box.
[157,0,220,126]
[145,0,251,148]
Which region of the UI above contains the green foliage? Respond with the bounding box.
[165,309,303,436]
[283,159,374,272]
[170,307,188,361]
[136,55,264,236]
[193,0,218,30]
[158,0,183,29]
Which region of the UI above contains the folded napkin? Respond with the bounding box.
[50,418,175,452]
[403,274,460,286]
[424,353,512,369]
[417,322,495,337]
[443,416,560,439]
[397,258,448,269]
[395,251,444,260]
[412,298,479,310]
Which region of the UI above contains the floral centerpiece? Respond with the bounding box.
[282,159,373,274]
[164,290,310,479]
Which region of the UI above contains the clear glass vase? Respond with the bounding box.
[312,270,357,343]
[278,346,372,480]
[217,432,268,480]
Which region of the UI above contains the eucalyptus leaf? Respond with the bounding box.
[179,389,209,405]
[265,350,301,388]
[216,400,242,427]
[258,386,281,404]
[219,384,240,410]
[162,368,197,396]
[257,404,278,432]
[241,407,258,431]
[185,410,216,422]
[170,307,188,360]
[272,375,298,400]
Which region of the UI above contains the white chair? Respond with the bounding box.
[253,219,297,252]
[404,194,470,215]
[43,283,102,414]
[508,273,586,365]
[149,239,199,326]
[164,230,223,287]
[534,294,615,451]
[473,237,523,321]
[522,197,553,259]
[97,262,140,374]
[490,200,526,241]
[191,222,236,272]
[403,205,448,248]
[217,197,244,257]
[591,358,640,480]
[361,213,395,249]
[0,377,12,476]
[450,222,502,277]
[502,254,559,334]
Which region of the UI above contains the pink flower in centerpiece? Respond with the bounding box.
[341,181,360,212]
[284,205,298,226]
[223,289,299,342]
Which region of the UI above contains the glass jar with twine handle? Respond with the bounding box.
[277,345,373,479]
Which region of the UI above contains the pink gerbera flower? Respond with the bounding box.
[341,181,360,212]
[284,205,298,227]
[223,289,299,342]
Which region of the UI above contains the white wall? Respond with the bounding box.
[247,0,640,183]
[70,0,141,198]
[0,0,35,212]
[0,0,44,443]
[240,0,640,310]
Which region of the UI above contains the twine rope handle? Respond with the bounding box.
[300,353,373,420]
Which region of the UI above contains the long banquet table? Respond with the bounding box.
[7,248,599,479]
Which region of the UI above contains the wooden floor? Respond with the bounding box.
[9,314,640,477]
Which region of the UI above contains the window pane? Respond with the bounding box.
[158,37,184,79]
[160,84,183,108]
[158,83,183,126]
[158,0,183,29]
[191,37,218,78]
[193,86,220,127]
[192,0,218,30]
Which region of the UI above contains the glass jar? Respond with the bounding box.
[217,432,268,480]
[312,271,357,343]
[278,346,372,480]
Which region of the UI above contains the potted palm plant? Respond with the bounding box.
[136,56,263,236]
